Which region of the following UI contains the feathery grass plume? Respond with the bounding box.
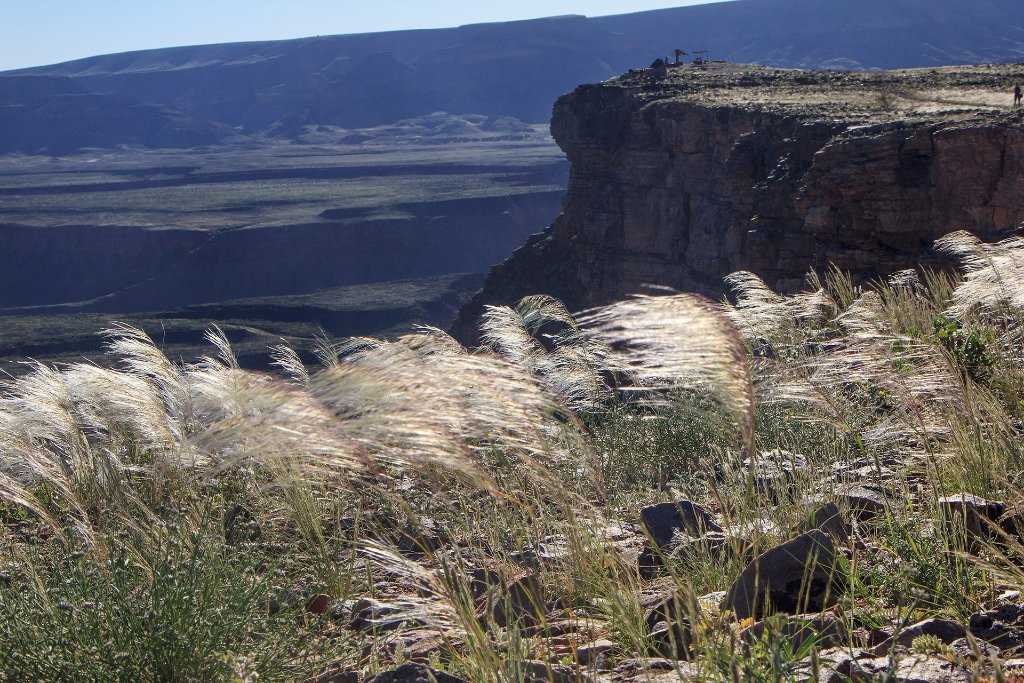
[876,267,960,345]
[578,291,756,458]
[936,230,1024,318]
[0,356,199,541]
[184,361,368,481]
[311,328,344,368]
[310,333,583,489]
[887,268,922,290]
[401,325,467,356]
[532,346,611,413]
[513,295,610,363]
[59,363,176,451]
[201,325,240,370]
[269,343,310,387]
[514,294,579,336]
[479,298,611,413]
[479,304,545,367]
[834,290,888,336]
[358,542,462,632]
[102,323,193,439]
[0,406,68,536]
[0,328,372,542]
[0,362,137,541]
[723,271,833,345]
[515,295,614,408]
[815,264,862,312]
[766,289,972,451]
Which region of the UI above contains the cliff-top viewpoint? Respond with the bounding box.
[614,61,1024,124]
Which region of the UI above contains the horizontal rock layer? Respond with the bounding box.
[454,64,1024,340]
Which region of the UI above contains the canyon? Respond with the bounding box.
[5,0,1024,368]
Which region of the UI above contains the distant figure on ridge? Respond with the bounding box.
[674,49,687,65]
[1015,84,1022,107]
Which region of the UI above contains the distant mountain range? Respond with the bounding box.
[3,0,1024,154]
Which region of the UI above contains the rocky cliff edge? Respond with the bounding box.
[454,62,1024,341]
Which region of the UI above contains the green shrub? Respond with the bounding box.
[932,315,995,381]
[0,524,348,682]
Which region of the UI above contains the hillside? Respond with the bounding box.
[4,0,1024,152]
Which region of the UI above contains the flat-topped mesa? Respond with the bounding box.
[453,62,1024,340]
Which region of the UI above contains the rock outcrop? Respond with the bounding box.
[454,63,1024,341]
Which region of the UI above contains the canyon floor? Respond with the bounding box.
[0,116,566,372]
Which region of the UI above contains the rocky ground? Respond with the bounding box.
[306,454,1024,682]
[619,62,1024,123]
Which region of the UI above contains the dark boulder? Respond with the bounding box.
[724,530,847,621]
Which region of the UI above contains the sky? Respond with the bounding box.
[0,1,719,72]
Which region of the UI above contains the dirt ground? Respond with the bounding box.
[619,61,1024,123]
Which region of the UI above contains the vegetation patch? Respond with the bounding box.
[3,230,1024,680]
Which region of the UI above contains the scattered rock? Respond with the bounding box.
[467,566,503,599]
[997,589,1023,605]
[224,503,262,544]
[481,571,546,628]
[381,629,448,664]
[365,664,468,683]
[537,619,604,639]
[639,500,722,549]
[969,601,1024,650]
[803,501,850,544]
[743,449,808,496]
[998,500,1024,541]
[698,591,727,609]
[848,654,972,682]
[997,659,1024,676]
[611,657,699,682]
[642,583,696,659]
[269,587,302,615]
[938,493,1004,542]
[512,536,572,568]
[870,618,966,656]
[397,517,447,556]
[948,636,999,661]
[348,598,408,632]
[306,593,333,615]
[308,668,362,683]
[840,484,893,521]
[663,531,735,564]
[809,647,867,683]
[724,530,847,620]
[573,638,616,667]
[522,660,593,683]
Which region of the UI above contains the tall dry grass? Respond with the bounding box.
[3,229,1024,680]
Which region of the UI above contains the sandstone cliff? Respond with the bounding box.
[455,63,1024,340]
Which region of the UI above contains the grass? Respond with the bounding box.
[0,519,349,682]
[2,229,1024,680]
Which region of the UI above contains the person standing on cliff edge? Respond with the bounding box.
[1015,83,1022,107]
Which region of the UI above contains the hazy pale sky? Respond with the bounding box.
[0,1,719,72]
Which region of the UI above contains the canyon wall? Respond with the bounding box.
[454,65,1024,340]
[0,191,563,313]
